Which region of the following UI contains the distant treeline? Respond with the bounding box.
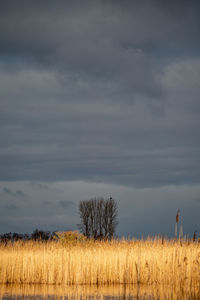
[0,229,57,243]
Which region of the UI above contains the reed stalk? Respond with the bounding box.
[0,238,199,289]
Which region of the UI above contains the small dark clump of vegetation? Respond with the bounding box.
[0,229,57,244]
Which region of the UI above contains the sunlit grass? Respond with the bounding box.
[0,238,200,289]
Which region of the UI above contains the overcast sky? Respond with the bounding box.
[0,0,200,237]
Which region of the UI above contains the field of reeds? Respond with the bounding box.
[0,237,200,290]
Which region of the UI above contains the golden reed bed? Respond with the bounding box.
[0,238,200,289]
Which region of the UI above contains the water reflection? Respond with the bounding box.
[0,284,199,300]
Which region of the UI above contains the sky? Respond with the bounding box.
[0,0,200,238]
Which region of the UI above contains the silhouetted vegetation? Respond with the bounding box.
[31,229,52,241]
[78,197,118,239]
[0,229,56,243]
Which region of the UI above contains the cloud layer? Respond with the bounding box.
[0,1,200,235]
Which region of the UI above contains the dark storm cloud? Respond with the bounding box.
[0,0,199,99]
[2,187,25,197]
[0,0,199,189]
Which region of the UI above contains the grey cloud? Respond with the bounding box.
[30,182,52,190]
[59,200,74,209]
[0,0,199,101]
[42,200,52,207]
[16,190,25,197]
[3,187,13,195]
[0,1,199,190]
[4,204,19,210]
[2,187,25,197]
[42,199,74,209]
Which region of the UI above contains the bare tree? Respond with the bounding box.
[103,197,118,239]
[78,197,118,239]
[78,201,90,237]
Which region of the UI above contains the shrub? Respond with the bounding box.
[55,230,86,245]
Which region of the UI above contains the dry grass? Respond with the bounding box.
[0,238,200,289]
